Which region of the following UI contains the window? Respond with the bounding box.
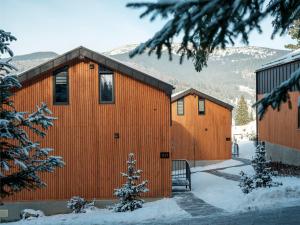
[177,99,184,115]
[99,64,114,103]
[53,66,68,104]
[198,97,205,115]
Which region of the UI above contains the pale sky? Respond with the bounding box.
[3,0,295,56]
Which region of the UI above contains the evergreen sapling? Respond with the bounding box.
[239,143,282,194]
[113,153,149,212]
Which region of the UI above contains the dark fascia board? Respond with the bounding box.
[171,88,234,111]
[17,46,174,96]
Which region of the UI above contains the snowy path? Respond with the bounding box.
[173,192,223,217]
[232,157,252,165]
[205,169,241,181]
[193,155,251,182]
[172,155,252,216]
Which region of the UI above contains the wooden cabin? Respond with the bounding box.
[256,51,300,166]
[171,88,233,166]
[7,46,174,201]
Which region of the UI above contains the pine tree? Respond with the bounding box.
[113,153,149,212]
[0,30,64,200]
[285,19,300,50]
[235,96,250,126]
[239,143,282,194]
[126,1,300,118]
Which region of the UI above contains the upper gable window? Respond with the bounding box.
[198,97,205,115]
[99,64,114,103]
[53,66,69,105]
[177,98,184,116]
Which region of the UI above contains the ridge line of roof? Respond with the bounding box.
[17,46,174,95]
[171,88,234,110]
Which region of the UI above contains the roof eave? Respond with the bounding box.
[171,88,234,111]
[17,46,174,96]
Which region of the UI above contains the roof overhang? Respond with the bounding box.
[171,88,234,111]
[17,46,174,96]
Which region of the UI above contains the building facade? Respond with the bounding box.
[7,47,173,201]
[256,50,300,166]
[171,88,233,166]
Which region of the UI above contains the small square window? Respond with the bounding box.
[177,99,184,115]
[198,98,205,115]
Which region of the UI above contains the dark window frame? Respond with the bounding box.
[198,97,205,115]
[53,66,69,105]
[177,98,184,116]
[99,64,115,104]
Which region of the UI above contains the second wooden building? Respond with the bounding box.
[171,88,233,166]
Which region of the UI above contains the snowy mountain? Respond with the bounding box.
[9,46,289,108]
[105,45,289,106]
[9,51,58,73]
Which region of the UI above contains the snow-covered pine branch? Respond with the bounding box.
[127,0,300,118]
[113,153,149,212]
[0,30,64,200]
[253,68,300,119]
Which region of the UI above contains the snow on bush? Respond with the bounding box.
[239,143,282,193]
[240,179,300,211]
[20,209,45,220]
[67,196,95,213]
[113,153,149,212]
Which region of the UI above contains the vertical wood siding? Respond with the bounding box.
[171,95,232,160]
[257,59,300,151]
[257,92,300,150]
[7,59,171,201]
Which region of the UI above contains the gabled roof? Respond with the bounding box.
[17,46,174,95]
[171,88,234,111]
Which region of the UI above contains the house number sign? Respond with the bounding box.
[160,152,170,158]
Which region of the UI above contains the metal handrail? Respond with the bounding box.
[172,159,191,190]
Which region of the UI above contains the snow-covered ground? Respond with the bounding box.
[232,121,256,142]
[192,171,300,212]
[238,140,256,160]
[191,141,300,212]
[191,159,243,172]
[5,198,189,225]
[221,165,255,176]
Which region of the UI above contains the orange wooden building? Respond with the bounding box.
[171,88,233,166]
[256,51,300,166]
[7,46,174,201]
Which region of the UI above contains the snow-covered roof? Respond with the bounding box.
[171,88,190,98]
[257,49,300,71]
